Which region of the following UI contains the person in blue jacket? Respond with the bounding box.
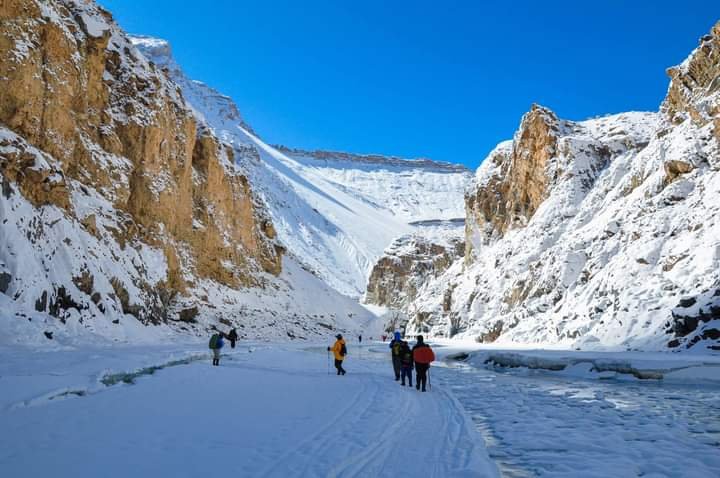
[389,331,403,380]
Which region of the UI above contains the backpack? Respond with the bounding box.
[400,347,413,366]
[413,345,435,364]
[209,333,220,349]
[392,341,402,356]
[340,342,347,356]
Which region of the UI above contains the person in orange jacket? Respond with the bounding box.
[328,334,347,375]
[412,335,435,392]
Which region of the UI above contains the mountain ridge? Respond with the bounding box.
[367,21,720,351]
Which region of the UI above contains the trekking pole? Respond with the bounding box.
[327,349,330,375]
[428,368,432,391]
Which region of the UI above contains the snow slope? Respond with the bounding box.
[0,1,376,346]
[407,107,720,350]
[131,36,471,298]
[0,342,499,477]
[401,23,720,351]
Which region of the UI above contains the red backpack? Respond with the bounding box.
[413,346,435,364]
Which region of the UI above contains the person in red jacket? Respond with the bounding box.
[412,335,435,392]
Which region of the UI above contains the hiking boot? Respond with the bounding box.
[416,383,420,390]
[401,381,405,386]
[422,388,426,392]
[409,382,413,388]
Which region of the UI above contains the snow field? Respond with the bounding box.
[0,342,498,477]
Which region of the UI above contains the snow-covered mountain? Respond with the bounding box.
[0,0,377,345]
[392,22,720,351]
[131,36,472,297]
[0,0,470,346]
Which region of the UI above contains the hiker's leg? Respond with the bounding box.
[416,365,426,390]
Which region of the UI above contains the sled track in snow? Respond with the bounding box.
[253,351,489,478]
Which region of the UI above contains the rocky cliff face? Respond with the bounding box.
[365,224,464,310]
[0,0,281,331]
[465,105,559,252]
[401,21,720,351]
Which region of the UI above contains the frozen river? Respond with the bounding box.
[435,361,720,477]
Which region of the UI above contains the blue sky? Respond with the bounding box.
[99,1,717,169]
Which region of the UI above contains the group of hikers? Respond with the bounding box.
[208,328,239,366]
[210,329,435,391]
[327,331,435,392]
[388,331,435,392]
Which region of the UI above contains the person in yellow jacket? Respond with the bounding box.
[327,334,347,375]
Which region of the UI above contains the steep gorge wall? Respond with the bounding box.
[0,0,281,326]
[402,21,720,351]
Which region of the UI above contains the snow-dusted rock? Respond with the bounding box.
[364,221,465,310]
[402,21,720,351]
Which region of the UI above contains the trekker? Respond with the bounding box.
[358,334,362,344]
[209,332,225,366]
[227,328,238,349]
[389,331,403,381]
[398,340,413,387]
[412,335,435,392]
[328,334,347,375]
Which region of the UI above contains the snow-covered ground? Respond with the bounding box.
[0,341,497,477]
[2,339,719,477]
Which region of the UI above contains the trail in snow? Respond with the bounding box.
[0,343,498,478]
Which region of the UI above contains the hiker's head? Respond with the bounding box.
[394,331,401,340]
[336,334,343,340]
[416,335,424,343]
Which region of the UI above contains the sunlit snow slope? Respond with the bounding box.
[131,36,471,298]
[402,22,720,351]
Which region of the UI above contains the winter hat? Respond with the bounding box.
[336,334,343,339]
[394,331,401,340]
[416,335,424,343]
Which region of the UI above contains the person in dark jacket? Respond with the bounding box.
[227,328,238,348]
[398,341,413,387]
[389,331,403,380]
[210,333,224,366]
[412,335,435,392]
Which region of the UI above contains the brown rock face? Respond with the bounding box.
[365,234,464,309]
[663,21,720,134]
[0,0,281,321]
[465,104,559,257]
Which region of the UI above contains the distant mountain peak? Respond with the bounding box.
[273,145,470,173]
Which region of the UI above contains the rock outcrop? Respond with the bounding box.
[402,21,720,351]
[365,230,464,310]
[465,105,559,250]
[0,0,281,327]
